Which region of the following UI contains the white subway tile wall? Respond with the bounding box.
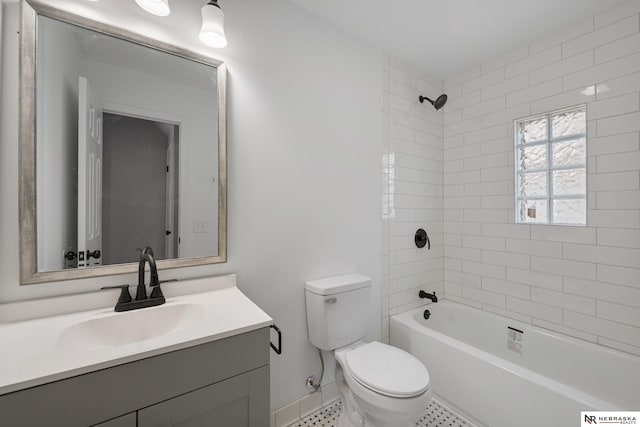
[382,55,444,342]
[442,0,640,356]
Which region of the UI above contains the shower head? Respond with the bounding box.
[419,94,448,110]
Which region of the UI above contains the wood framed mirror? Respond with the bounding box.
[18,0,227,285]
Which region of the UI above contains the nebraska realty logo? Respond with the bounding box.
[582,412,640,426]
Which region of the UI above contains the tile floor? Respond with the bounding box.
[290,400,341,427]
[290,398,474,427]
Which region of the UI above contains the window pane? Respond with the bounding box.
[552,138,586,167]
[518,145,547,170]
[518,199,548,224]
[520,117,548,143]
[552,109,585,138]
[553,169,586,196]
[553,199,586,225]
[515,106,587,226]
[519,172,547,197]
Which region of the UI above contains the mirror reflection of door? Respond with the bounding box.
[165,142,177,259]
[33,14,219,274]
[77,77,103,268]
[102,113,180,265]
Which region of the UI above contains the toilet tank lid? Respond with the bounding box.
[305,273,370,295]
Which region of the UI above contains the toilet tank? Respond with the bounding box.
[305,273,371,351]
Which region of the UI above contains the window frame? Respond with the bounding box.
[514,105,587,226]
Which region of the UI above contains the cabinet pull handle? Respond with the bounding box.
[270,324,282,355]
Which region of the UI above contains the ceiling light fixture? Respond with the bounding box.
[135,0,170,17]
[199,0,227,48]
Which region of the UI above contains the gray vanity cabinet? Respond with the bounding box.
[93,413,137,427]
[0,328,270,427]
[138,366,269,427]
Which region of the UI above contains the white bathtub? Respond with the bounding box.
[390,300,640,427]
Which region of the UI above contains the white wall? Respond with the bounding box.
[443,0,640,356]
[36,16,83,271]
[381,55,444,343]
[0,0,382,411]
[0,1,20,298]
[0,1,3,88]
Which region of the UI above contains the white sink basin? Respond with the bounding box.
[0,275,273,396]
[56,303,205,351]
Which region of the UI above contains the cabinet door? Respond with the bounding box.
[139,366,269,427]
[92,413,136,427]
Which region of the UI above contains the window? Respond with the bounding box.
[515,106,586,225]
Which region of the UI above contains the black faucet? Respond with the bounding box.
[101,246,166,312]
[419,290,438,303]
[137,246,161,300]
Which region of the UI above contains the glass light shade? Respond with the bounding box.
[135,0,170,17]
[199,3,227,48]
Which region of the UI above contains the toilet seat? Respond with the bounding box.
[344,342,430,398]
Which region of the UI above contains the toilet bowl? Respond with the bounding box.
[334,341,431,427]
[304,274,432,427]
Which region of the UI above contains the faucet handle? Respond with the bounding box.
[149,279,175,299]
[101,284,132,304]
[150,285,165,300]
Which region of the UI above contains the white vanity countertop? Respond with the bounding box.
[0,274,272,395]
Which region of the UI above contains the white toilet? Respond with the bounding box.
[305,273,431,427]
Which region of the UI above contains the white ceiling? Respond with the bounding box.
[286,0,629,79]
[31,0,629,80]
